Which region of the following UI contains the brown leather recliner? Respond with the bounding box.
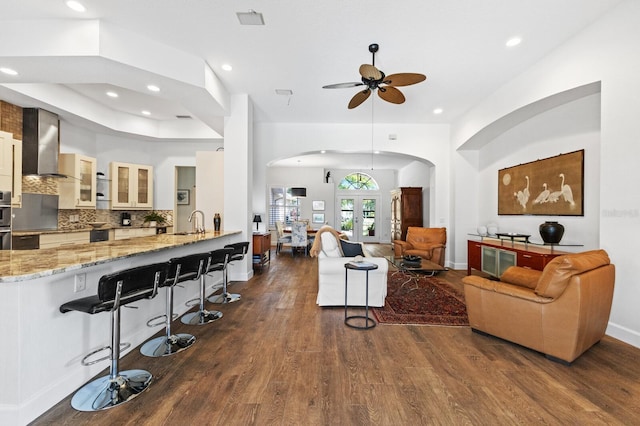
[462,249,615,364]
[393,227,446,267]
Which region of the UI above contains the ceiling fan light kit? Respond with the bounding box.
[323,43,426,109]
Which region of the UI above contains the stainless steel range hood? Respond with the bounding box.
[22,108,66,177]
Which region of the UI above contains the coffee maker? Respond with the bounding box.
[121,212,131,226]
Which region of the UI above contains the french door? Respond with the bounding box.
[337,195,380,243]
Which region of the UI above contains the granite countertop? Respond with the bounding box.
[12,225,172,236]
[1,230,240,282]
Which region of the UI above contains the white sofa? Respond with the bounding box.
[311,226,388,307]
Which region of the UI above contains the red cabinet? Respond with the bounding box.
[467,239,566,275]
[467,240,483,274]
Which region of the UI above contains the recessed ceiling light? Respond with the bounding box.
[141,110,151,116]
[221,64,233,71]
[0,67,18,76]
[506,37,522,47]
[147,84,160,92]
[320,150,326,154]
[66,1,86,12]
[433,108,443,114]
[106,91,118,98]
[236,10,265,25]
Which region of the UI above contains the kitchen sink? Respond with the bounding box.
[172,232,197,235]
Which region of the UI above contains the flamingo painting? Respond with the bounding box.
[514,176,530,209]
[498,151,583,215]
[559,173,576,207]
[533,183,550,205]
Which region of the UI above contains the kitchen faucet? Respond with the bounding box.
[188,210,205,234]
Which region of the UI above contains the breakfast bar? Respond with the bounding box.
[0,230,242,424]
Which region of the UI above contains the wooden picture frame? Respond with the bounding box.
[176,189,190,205]
[498,150,584,216]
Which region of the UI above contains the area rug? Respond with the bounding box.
[372,271,469,326]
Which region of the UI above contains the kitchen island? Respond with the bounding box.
[0,230,244,425]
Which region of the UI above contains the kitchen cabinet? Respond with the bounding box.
[112,227,156,240]
[109,162,154,210]
[390,187,422,241]
[39,231,90,249]
[58,154,97,209]
[0,131,22,207]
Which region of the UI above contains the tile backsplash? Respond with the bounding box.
[58,209,173,230]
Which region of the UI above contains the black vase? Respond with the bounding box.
[539,221,564,244]
[213,213,221,231]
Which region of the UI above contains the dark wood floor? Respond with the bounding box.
[33,244,640,425]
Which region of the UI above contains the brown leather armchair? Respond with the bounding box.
[462,249,615,364]
[393,227,446,267]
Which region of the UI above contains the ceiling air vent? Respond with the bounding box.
[175,115,192,119]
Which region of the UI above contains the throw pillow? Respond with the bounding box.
[340,239,364,257]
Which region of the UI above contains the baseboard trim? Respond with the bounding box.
[606,322,640,349]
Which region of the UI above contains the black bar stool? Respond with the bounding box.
[140,253,209,357]
[208,242,249,304]
[204,246,233,298]
[59,262,169,412]
[181,251,224,325]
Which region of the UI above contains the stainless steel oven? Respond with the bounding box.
[0,190,11,249]
[0,228,10,250]
[0,191,11,227]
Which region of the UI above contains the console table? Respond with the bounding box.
[467,239,570,277]
[252,232,271,271]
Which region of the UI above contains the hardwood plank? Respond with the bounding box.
[31,244,640,425]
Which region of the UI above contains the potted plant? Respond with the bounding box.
[143,211,165,227]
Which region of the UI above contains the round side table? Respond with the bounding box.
[344,262,378,329]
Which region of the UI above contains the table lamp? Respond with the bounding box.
[253,214,262,231]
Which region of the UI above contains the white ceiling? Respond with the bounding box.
[0,0,623,169]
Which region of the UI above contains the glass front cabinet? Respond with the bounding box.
[109,161,153,210]
[481,245,517,278]
[58,153,97,209]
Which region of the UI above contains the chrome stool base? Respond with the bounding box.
[207,292,241,304]
[140,333,195,357]
[70,369,152,412]
[181,309,223,325]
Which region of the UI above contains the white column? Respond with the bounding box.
[223,94,254,281]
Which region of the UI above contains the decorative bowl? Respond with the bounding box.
[88,222,107,228]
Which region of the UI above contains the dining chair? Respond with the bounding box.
[275,221,291,254]
[291,221,309,256]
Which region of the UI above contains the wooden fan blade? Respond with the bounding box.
[322,82,364,89]
[348,89,371,109]
[378,86,405,104]
[384,73,426,87]
[359,64,382,80]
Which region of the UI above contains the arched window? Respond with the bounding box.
[337,172,379,190]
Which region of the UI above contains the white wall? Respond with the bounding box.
[254,122,451,245]
[175,166,195,233]
[474,93,600,250]
[59,124,222,211]
[451,0,640,347]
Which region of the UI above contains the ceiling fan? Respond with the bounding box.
[322,43,426,109]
